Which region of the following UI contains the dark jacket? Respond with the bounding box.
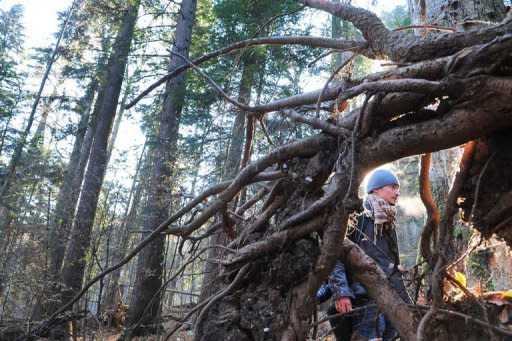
[327,203,410,303]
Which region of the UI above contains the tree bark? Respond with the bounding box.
[105,74,131,165]
[299,0,510,62]
[49,81,97,281]
[426,0,506,30]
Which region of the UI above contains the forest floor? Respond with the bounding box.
[36,330,195,341]
[7,308,343,340]
[78,329,194,341]
[61,321,334,340]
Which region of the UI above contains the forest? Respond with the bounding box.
[0,0,511,340]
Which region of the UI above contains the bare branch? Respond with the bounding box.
[393,24,456,33]
[299,0,390,58]
[299,0,512,62]
[165,135,336,237]
[283,204,350,340]
[281,109,350,136]
[23,171,283,337]
[315,49,365,116]
[241,116,254,170]
[343,239,418,341]
[170,50,254,111]
[236,187,270,216]
[231,195,286,248]
[343,94,371,208]
[419,153,439,260]
[223,215,325,266]
[278,175,341,231]
[416,305,512,338]
[337,78,444,103]
[126,36,365,109]
[359,89,512,167]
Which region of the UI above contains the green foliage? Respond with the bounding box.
[0,5,25,122]
[454,224,473,241]
[0,4,24,66]
[381,5,412,30]
[174,0,316,189]
[470,249,495,291]
[212,0,303,41]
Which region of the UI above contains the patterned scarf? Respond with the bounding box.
[365,194,397,241]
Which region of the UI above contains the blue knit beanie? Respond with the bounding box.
[366,169,399,194]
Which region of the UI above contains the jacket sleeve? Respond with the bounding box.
[328,260,355,299]
[324,214,366,300]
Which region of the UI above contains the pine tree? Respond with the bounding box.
[125,0,197,335]
[56,1,141,337]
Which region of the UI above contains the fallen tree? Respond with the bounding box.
[20,0,512,340]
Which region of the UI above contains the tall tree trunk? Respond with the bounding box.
[106,74,131,165]
[0,108,15,156]
[125,0,197,336]
[57,0,140,330]
[29,78,99,322]
[29,97,51,148]
[53,33,115,272]
[426,0,505,30]
[408,0,427,34]
[49,80,98,282]
[223,56,258,181]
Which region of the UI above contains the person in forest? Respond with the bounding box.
[317,168,411,341]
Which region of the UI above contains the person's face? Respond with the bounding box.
[373,184,400,205]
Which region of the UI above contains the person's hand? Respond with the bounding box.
[335,296,352,313]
